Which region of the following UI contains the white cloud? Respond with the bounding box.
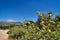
[7,19,15,22]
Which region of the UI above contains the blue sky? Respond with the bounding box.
[0,0,60,22]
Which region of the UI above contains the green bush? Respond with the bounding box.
[8,12,60,40]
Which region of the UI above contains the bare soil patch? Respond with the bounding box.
[0,30,9,40]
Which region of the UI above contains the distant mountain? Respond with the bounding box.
[0,22,21,26]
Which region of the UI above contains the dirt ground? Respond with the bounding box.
[0,30,9,40]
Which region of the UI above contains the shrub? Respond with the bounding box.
[8,12,60,40]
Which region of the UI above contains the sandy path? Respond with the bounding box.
[0,30,9,40]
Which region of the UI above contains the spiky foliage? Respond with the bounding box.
[8,11,60,40]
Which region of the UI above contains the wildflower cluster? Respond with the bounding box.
[8,12,60,40]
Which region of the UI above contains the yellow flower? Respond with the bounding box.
[49,14,52,16]
[36,32,39,35]
[25,31,29,35]
[48,24,50,26]
[41,30,45,32]
[51,21,55,24]
[38,13,43,17]
[48,13,52,17]
[48,29,51,33]
[40,14,43,16]
[45,25,49,29]
[52,31,56,35]
[56,18,58,20]
[25,32,29,37]
[58,22,60,25]
[41,17,44,19]
[33,28,36,31]
[28,22,31,24]
[57,24,60,27]
[41,21,44,24]
[34,38,36,40]
[31,23,34,26]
